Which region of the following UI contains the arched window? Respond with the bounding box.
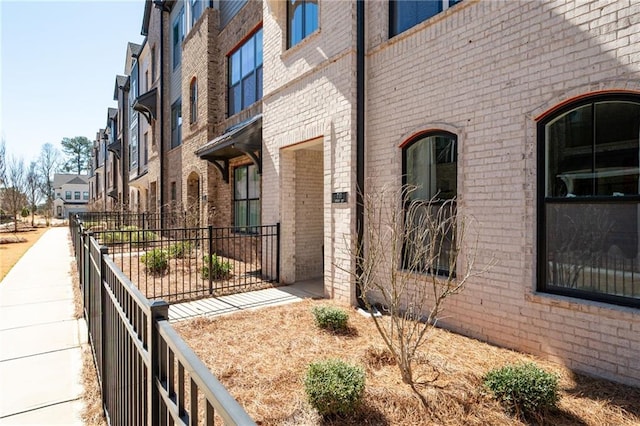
[190,78,197,124]
[402,131,458,275]
[538,93,640,307]
[287,0,318,48]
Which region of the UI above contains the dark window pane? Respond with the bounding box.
[241,40,254,78]
[545,104,594,197]
[256,66,263,101]
[235,200,247,229]
[406,134,457,200]
[391,0,442,36]
[231,51,241,84]
[249,199,260,227]
[229,83,241,116]
[242,74,256,108]
[248,164,260,198]
[546,202,639,300]
[235,167,247,199]
[594,101,640,196]
[304,1,318,36]
[256,29,263,66]
[290,2,303,46]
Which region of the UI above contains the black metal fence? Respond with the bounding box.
[70,215,256,425]
[75,212,280,304]
[76,211,194,231]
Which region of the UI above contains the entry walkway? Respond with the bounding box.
[169,278,324,321]
[0,227,85,425]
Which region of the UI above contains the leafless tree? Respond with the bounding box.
[38,143,60,222]
[342,184,489,409]
[2,156,27,232]
[0,138,6,187]
[25,161,42,226]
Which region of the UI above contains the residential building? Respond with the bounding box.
[261,0,640,387]
[89,0,640,387]
[52,174,90,218]
[89,129,107,209]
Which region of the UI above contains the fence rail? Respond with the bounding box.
[75,212,280,304]
[70,215,256,425]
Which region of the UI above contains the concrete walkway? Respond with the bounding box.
[169,278,325,321]
[0,226,325,424]
[0,227,85,425]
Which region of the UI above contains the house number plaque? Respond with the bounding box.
[331,192,348,203]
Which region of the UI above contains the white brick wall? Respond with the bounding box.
[365,0,640,386]
[264,0,640,386]
[263,0,357,301]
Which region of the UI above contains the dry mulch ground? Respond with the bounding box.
[0,223,49,281]
[175,299,640,426]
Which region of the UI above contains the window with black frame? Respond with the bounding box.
[402,131,457,275]
[234,164,260,232]
[390,0,462,37]
[171,99,182,149]
[539,94,640,308]
[228,28,263,116]
[288,0,318,48]
[172,7,185,69]
[190,78,197,124]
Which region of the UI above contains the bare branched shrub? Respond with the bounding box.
[343,184,489,409]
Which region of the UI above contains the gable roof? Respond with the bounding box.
[53,174,88,188]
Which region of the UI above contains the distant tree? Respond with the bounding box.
[25,161,42,226]
[61,136,91,175]
[0,138,6,187]
[2,156,27,232]
[38,143,60,220]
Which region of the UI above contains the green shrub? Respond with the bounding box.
[21,207,29,218]
[201,254,232,280]
[141,249,169,274]
[168,241,193,258]
[312,306,349,332]
[483,362,559,418]
[102,230,127,244]
[304,359,365,416]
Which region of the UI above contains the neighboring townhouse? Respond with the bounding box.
[52,174,90,218]
[88,0,639,387]
[128,41,151,212]
[89,129,107,209]
[189,0,263,229]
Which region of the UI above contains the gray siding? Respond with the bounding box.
[220,0,246,28]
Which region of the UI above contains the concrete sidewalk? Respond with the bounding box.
[0,227,85,425]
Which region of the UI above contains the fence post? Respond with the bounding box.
[276,223,281,282]
[148,300,169,426]
[208,225,213,294]
[98,245,108,415]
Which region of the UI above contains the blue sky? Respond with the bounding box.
[1,0,145,163]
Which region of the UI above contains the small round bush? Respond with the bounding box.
[483,362,559,418]
[304,359,365,416]
[168,241,193,258]
[141,249,169,274]
[201,254,232,280]
[312,306,349,332]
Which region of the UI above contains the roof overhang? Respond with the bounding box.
[107,139,121,158]
[196,115,262,183]
[133,88,158,124]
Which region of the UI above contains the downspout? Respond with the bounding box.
[355,0,366,308]
[157,2,166,225]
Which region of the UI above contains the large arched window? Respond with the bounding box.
[402,131,457,275]
[538,93,640,307]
